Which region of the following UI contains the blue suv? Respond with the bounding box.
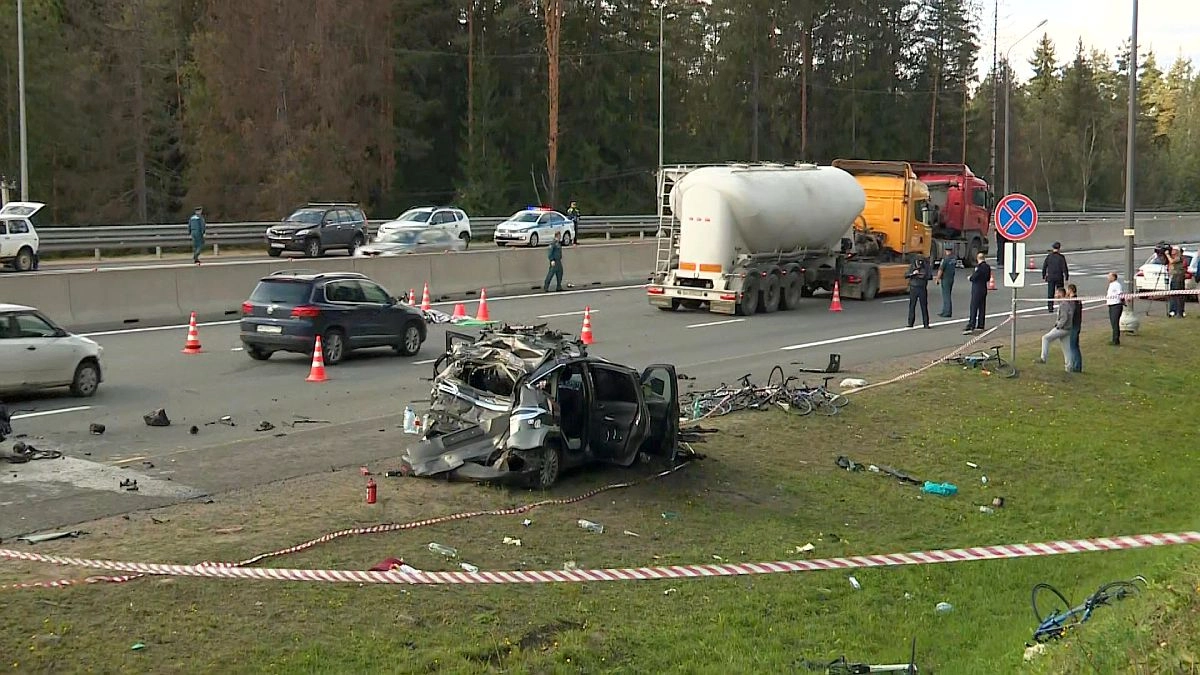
[239,271,426,364]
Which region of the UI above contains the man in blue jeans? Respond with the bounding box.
[543,231,564,292]
[1066,283,1083,372]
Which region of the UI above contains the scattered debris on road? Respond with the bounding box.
[143,409,170,427]
[2,441,63,463]
[502,536,522,546]
[255,421,276,432]
[17,530,85,544]
[189,425,199,435]
[88,423,105,435]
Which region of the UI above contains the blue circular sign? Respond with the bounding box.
[994,193,1039,242]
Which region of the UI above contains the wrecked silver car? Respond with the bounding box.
[399,325,680,488]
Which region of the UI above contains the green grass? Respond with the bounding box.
[2,318,1198,673]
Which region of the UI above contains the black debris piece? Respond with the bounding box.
[119,478,139,491]
[836,455,863,472]
[877,464,922,485]
[142,461,155,469]
[189,425,199,435]
[143,409,171,427]
[89,423,106,435]
[255,421,276,432]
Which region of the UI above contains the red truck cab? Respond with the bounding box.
[910,163,992,241]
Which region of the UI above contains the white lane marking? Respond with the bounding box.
[79,284,647,338]
[413,358,437,365]
[536,309,599,318]
[780,301,1104,351]
[112,456,149,466]
[882,299,907,304]
[687,319,745,329]
[231,347,244,351]
[12,406,92,420]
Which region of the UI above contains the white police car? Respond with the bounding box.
[492,207,575,247]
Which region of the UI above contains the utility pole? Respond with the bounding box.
[18,0,30,200]
[988,0,998,189]
[1120,0,1141,333]
[544,0,562,207]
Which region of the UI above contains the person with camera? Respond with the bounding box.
[1166,245,1187,318]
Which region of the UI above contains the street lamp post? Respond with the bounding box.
[17,0,29,200]
[1002,19,1047,197]
[1120,0,1141,333]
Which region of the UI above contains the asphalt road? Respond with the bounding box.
[0,246,1175,538]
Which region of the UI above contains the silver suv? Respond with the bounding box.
[377,207,472,247]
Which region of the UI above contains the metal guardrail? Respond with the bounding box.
[33,212,1200,254]
[35,215,659,253]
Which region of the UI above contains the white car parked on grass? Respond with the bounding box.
[493,208,576,247]
[0,201,42,272]
[1135,249,1197,302]
[0,304,104,397]
[377,207,472,247]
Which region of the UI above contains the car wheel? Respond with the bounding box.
[245,345,272,360]
[70,359,101,397]
[529,232,539,247]
[531,443,562,489]
[267,248,282,258]
[14,247,35,272]
[394,321,423,357]
[561,231,573,246]
[348,235,365,256]
[322,329,346,365]
[304,238,322,258]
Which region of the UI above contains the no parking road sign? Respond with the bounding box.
[994,193,1039,242]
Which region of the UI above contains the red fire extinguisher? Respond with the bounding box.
[366,477,377,504]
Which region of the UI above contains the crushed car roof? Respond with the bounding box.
[441,324,590,378]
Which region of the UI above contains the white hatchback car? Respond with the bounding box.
[493,208,576,247]
[0,201,42,272]
[377,207,472,246]
[0,304,104,397]
[1135,249,1197,301]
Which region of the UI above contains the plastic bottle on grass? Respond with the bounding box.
[577,519,605,534]
[428,542,457,557]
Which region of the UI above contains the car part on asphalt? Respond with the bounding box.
[143,408,171,427]
[2,441,63,463]
[400,324,681,488]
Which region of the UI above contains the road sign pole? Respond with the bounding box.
[1011,287,1018,374]
[995,201,1036,379]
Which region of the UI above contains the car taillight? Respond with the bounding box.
[846,275,862,284]
[647,286,665,295]
[720,293,737,301]
[1135,270,1144,277]
[291,305,321,318]
[241,301,254,315]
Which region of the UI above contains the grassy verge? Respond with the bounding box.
[1,318,1197,673]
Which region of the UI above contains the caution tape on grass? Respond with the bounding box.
[1017,288,1200,303]
[0,463,692,591]
[2,531,1197,586]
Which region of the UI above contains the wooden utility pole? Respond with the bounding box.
[800,12,811,159]
[467,3,475,157]
[544,0,563,207]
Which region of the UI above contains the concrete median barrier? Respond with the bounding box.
[497,247,554,294]
[2,273,75,325]
[429,249,504,298]
[351,255,435,299]
[565,243,632,289]
[68,268,184,330]
[618,242,656,281]
[177,263,274,323]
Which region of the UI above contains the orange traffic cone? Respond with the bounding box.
[181,312,202,354]
[305,336,328,382]
[475,288,492,322]
[988,271,997,291]
[450,303,467,320]
[409,288,416,305]
[1027,257,1036,270]
[829,281,844,312]
[420,282,432,311]
[581,306,595,345]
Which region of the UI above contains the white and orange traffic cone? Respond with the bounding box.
[829,281,844,312]
[1027,257,1036,270]
[988,271,997,291]
[475,288,492,322]
[450,303,468,320]
[420,282,432,311]
[306,336,328,382]
[409,288,416,305]
[181,312,203,354]
[581,306,595,345]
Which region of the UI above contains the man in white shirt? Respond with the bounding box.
[1106,272,1124,346]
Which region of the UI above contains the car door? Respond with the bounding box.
[639,364,680,460]
[356,280,402,342]
[585,364,649,467]
[0,221,10,258]
[9,311,79,386]
[323,280,376,346]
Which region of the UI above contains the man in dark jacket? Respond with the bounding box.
[964,252,991,334]
[935,244,956,317]
[906,256,932,328]
[1042,241,1069,312]
[543,231,564,292]
[1066,283,1083,372]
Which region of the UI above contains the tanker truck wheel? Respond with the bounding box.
[780,265,803,309]
[760,270,781,313]
[862,270,880,301]
[735,277,760,316]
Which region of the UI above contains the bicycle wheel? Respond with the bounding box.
[826,392,850,408]
[1089,580,1141,607]
[1032,583,1072,623]
[810,395,839,416]
[777,396,813,416]
[988,357,1017,378]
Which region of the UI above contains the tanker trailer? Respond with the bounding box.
[647,163,865,316]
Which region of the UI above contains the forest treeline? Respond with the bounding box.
[0,1,1195,225]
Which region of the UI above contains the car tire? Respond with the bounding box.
[245,345,272,361]
[322,329,347,365]
[69,359,101,397]
[529,232,540,247]
[14,247,35,272]
[347,235,365,256]
[394,321,423,357]
[530,443,562,489]
[304,238,322,258]
[561,231,573,246]
[267,248,282,258]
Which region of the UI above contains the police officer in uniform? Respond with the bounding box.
[906,256,933,328]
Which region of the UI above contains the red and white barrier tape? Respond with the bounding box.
[2,531,1196,586]
[1017,288,1200,303]
[0,463,691,591]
